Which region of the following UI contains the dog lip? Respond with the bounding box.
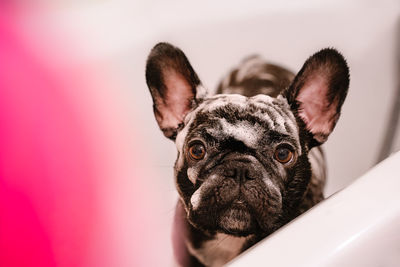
[231,199,248,210]
[218,203,255,235]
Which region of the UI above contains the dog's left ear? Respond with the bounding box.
[146,43,205,140]
[284,48,350,146]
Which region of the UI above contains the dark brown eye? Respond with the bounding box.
[188,143,206,160]
[274,146,294,164]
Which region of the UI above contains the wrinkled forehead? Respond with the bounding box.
[175,94,300,152]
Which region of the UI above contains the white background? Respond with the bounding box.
[26,0,400,264]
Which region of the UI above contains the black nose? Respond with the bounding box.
[223,161,256,182]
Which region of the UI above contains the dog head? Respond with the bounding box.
[145,43,349,236]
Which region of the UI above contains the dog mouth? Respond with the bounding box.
[217,199,258,236]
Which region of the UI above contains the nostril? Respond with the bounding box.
[224,168,255,181]
[224,169,237,178]
[244,169,255,180]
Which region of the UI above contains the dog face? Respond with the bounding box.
[146,43,349,237]
[174,93,306,236]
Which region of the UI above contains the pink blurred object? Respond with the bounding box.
[0,5,167,267]
[0,7,98,266]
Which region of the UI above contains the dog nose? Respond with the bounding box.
[223,162,256,182]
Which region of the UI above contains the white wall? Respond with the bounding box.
[46,0,400,194]
[110,0,398,195]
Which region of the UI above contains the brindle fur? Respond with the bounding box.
[145,43,349,267]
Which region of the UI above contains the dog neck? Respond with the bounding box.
[172,200,257,267]
[186,232,248,267]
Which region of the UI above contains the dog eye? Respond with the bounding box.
[274,146,293,164]
[188,143,206,160]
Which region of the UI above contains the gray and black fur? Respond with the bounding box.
[145,43,349,267]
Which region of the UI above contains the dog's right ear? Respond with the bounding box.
[146,43,205,140]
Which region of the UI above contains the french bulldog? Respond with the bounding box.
[145,43,349,267]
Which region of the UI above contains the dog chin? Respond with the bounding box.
[217,203,258,236]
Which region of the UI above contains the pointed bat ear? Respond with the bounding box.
[284,48,350,146]
[145,43,206,140]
